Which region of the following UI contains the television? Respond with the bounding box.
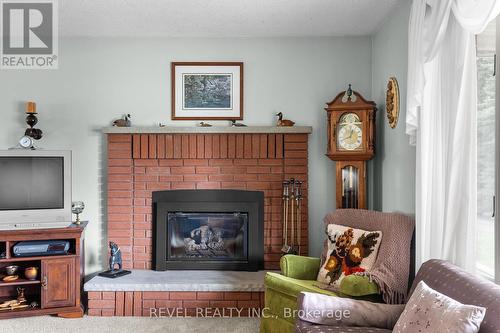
[0,150,72,230]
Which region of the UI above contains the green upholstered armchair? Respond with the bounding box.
[260,254,379,333]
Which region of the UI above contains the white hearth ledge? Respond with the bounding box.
[102,126,312,134]
[84,270,271,292]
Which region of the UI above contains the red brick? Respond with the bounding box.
[109,134,132,143]
[109,142,131,151]
[171,182,196,189]
[284,166,307,174]
[109,174,132,182]
[109,166,133,174]
[183,159,209,166]
[108,182,133,190]
[197,292,224,300]
[208,174,234,182]
[195,166,220,174]
[284,134,308,142]
[108,159,133,167]
[155,300,183,308]
[170,292,197,300]
[221,182,246,189]
[196,182,221,189]
[134,159,159,166]
[258,159,283,166]
[238,300,262,308]
[184,174,208,182]
[102,292,116,300]
[171,166,195,174]
[109,150,132,159]
[143,292,169,300]
[209,300,237,308]
[159,159,183,166]
[246,166,271,174]
[88,299,116,309]
[233,174,258,181]
[88,292,101,300]
[224,292,252,300]
[87,309,101,316]
[108,191,133,198]
[145,167,171,174]
[208,159,234,166]
[142,300,156,309]
[183,300,210,308]
[159,175,184,182]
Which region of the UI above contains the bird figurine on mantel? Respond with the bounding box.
[276,112,295,127]
[113,114,131,127]
[199,122,212,127]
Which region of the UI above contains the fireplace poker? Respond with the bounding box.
[281,181,291,254]
[295,180,303,255]
[289,178,295,249]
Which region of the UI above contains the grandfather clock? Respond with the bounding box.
[325,85,376,209]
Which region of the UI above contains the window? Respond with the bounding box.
[476,20,496,280]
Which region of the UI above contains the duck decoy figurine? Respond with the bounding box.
[113,114,131,127]
[199,122,212,127]
[230,120,247,127]
[276,112,295,127]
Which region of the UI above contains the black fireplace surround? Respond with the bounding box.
[153,190,264,271]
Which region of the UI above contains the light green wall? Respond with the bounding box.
[0,37,372,271]
[369,0,416,214]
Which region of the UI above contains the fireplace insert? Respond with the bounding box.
[153,190,264,271]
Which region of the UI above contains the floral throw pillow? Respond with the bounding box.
[316,224,382,288]
[393,281,486,333]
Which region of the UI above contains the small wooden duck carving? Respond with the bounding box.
[113,114,131,127]
[276,112,295,127]
[199,122,212,127]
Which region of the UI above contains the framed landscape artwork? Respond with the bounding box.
[171,62,244,120]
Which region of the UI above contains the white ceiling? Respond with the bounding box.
[59,0,400,37]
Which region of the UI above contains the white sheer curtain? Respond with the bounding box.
[406,0,500,271]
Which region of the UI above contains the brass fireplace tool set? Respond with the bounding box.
[281,178,303,256]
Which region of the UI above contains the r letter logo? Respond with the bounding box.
[1,0,58,69]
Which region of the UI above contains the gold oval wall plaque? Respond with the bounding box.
[386,77,400,128]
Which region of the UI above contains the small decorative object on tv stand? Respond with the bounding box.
[71,201,85,225]
[276,112,295,127]
[98,242,131,278]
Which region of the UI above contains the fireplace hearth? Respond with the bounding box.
[153,190,264,271]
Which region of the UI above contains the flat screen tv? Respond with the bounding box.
[0,150,72,230]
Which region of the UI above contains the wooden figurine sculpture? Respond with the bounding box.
[98,241,131,278]
[113,114,131,127]
[276,112,295,127]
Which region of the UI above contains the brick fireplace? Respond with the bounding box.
[106,127,311,270]
[87,126,311,316]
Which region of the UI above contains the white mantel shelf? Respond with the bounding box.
[102,126,313,134]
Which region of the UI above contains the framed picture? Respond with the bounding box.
[171,62,244,120]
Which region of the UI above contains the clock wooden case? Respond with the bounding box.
[325,89,376,209]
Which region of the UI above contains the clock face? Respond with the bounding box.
[337,113,362,151]
[19,136,33,148]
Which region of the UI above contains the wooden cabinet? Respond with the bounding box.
[0,222,86,319]
[42,258,76,308]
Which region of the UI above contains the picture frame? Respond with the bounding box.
[171,62,244,120]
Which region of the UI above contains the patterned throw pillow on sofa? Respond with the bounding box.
[393,281,486,333]
[316,224,382,289]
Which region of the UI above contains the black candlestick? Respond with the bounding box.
[25,112,43,140]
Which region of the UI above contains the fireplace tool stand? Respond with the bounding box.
[281,179,303,256]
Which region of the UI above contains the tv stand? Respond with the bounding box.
[0,222,87,319]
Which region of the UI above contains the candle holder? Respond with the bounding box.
[24,112,43,140]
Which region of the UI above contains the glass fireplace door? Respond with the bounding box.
[167,212,248,261]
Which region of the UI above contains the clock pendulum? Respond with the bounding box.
[325,85,376,209]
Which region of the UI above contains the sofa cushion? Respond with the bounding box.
[410,259,500,333]
[394,281,486,333]
[266,272,337,299]
[317,224,382,289]
[339,274,379,297]
[295,321,391,333]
